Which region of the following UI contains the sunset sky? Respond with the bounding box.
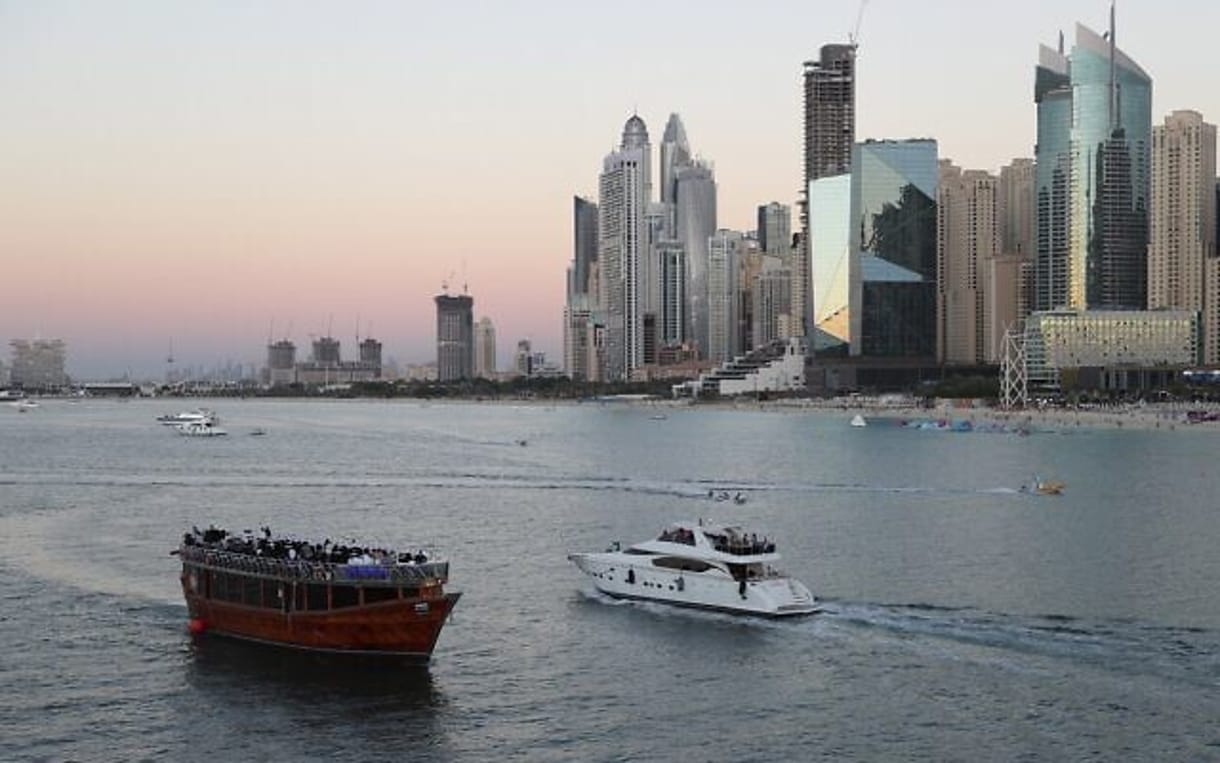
[4,0,1219,379]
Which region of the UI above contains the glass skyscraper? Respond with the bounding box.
[849,140,939,358]
[1035,14,1152,311]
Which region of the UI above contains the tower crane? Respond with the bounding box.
[849,0,868,48]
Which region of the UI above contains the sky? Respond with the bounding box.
[3,0,1219,380]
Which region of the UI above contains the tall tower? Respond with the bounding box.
[474,316,497,378]
[1149,110,1218,362]
[800,43,857,343]
[757,202,791,258]
[1035,9,1152,311]
[598,115,651,381]
[659,114,691,212]
[938,161,999,365]
[435,293,474,381]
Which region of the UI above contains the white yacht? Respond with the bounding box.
[158,408,218,426]
[176,420,228,437]
[568,520,818,617]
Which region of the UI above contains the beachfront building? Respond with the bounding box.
[1148,110,1219,363]
[8,339,68,390]
[1024,309,1199,393]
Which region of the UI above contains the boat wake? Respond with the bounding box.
[814,599,1220,687]
[0,471,1033,501]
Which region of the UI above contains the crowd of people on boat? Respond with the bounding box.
[657,527,697,546]
[181,525,429,566]
[707,531,776,556]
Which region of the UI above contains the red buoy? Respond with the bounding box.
[188,618,207,635]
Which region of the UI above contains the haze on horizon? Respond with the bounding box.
[3,0,1217,380]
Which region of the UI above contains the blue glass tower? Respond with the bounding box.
[1035,9,1152,311]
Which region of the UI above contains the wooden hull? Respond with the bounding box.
[183,588,460,659]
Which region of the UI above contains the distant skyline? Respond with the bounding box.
[4,1,1219,378]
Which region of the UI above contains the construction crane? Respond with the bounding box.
[849,0,868,48]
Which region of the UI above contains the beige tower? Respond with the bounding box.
[1149,110,1218,363]
[988,158,1037,361]
[937,161,998,365]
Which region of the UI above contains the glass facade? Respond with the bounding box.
[849,140,939,357]
[810,174,852,351]
[1035,22,1152,312]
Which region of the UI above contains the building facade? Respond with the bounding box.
[8,339,68,389]
[1024,309,1199,391]
[435,294,474,381]
[1034,16,1152,312]
[798,43,857,342]
[675,161,717,357]
[474,316,497,379]
[598,116,652,381]
[1148,110,1219,363]
[938,161,999,365]
[850,139,939,358]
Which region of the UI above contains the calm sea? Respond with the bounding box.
[1,399,1218,761]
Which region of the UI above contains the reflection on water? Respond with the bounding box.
[187,634,442,707]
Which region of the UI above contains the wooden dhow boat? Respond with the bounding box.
[176,527,459,660]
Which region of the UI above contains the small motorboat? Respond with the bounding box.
[850,414,867,428]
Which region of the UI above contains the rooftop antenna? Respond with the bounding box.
[461,258,469,295]
[355,313,361,344]
[327,314,334,339]
[1108,0,1118,132]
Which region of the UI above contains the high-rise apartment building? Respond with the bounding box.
[938,161,999,365]
[659,114,691,214]
[598,116,652,381]
[1034,12,1152,311]
[675,160,717,356]
[707,230,745,363]
[8,339,68,389]
[757,202,791,258]
[474,316,497,379]
[435,294,474,381]
[572,196,599,298]
[1149,110,1218,362]
[799,43,857,341]
[752,256,792,350]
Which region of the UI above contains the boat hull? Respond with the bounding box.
[569,552,817,618]
[183,588,460,659]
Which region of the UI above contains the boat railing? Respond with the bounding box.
[179,545,448,584]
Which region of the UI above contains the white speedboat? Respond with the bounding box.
[568,521,818,617]
[158,408,218,426]
[10,398,39,411]
[176,420,227,437]
[850,413,867,427]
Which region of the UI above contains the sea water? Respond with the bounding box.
[1,399,1218,761]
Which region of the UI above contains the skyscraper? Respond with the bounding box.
[799,43,857,341]
[572,196,599,298]
[435,294,474,381]
[675,160,717,356]
[938,161,999,365]
[659,114,691,213]
[474,316,497,378]
[757,202,791,257]
[1149,110,1218,362]
[598,115,651,381]
[850,139,939,358]
[1035,11,1152,311]
[707,229,744,363]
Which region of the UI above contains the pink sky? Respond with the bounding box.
[3,1,1218,378]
